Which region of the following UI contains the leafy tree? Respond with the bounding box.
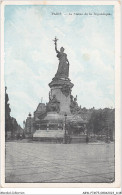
[5,87,21,139]
[5,87,13,138]
[87,108,115,140]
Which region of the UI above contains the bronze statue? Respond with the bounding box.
[46,94,60,113]
[53,37,69,79]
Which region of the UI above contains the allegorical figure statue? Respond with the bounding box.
[53,37,69,79]
[46,94,60,113]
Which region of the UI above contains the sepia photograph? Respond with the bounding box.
[0,0,121,188]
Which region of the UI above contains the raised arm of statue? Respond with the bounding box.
[53,37,59,54]
[55,41,59,54]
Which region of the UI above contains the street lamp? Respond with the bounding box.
[64,112,67,144]
[38,124,41,130]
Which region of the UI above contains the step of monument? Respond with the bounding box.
[33,130,64,138]
[70,137,86,143]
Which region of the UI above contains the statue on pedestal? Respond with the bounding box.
[70,95,80,114]
[46,94,60,113]
[53,37,69,79]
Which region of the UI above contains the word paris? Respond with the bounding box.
[51,12,111,16]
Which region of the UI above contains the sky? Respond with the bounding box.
[4,5,114,126]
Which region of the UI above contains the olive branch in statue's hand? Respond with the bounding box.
[53,37,59,53]
[53,37,58,45]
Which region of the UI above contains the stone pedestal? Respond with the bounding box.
[33,77,74,141]
[49,77,74,115]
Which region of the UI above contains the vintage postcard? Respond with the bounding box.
[0,0,121,188]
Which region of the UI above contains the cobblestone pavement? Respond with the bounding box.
[5,142,115,183]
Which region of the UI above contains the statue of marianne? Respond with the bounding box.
[53,37,69,79]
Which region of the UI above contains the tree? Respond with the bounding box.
[87,108,115,141]
[5,87,21,139]
[5,87,13,139]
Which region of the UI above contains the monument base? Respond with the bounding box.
[70,134,87,143]
[33,129,64,142]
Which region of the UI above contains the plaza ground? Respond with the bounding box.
[5,141,115,183]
